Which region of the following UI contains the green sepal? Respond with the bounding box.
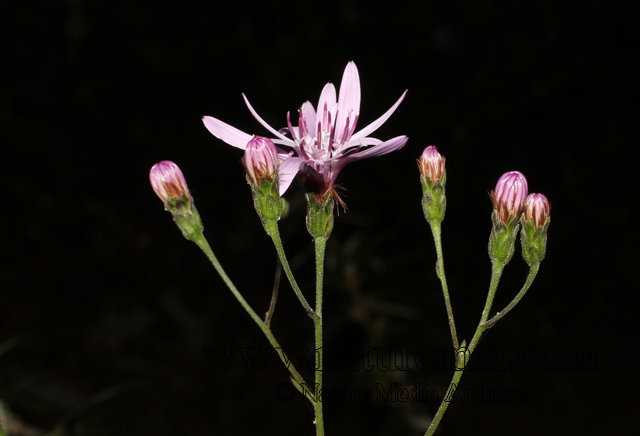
[167,193,204,241]
[421,173,447,223]
[305,192,334,239]
[248,174,284,225]
[488,211,520,265]
[520,216,549,266]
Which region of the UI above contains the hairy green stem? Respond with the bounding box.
[265,257,282,325]
[481,262,540,330]
[424,261,505,436]
[265,221,317,320]
[428,220,459,350]
[313,236,327,436]
[191,233,309,392]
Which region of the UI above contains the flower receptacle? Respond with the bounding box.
[305,193,334,239]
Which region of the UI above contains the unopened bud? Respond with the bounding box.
[488,171,528,265]
[418,146,447,223]
[419,146,446,184]
[150,161,190,207]
[244,136,279,185]
[150,161,203,241]
[523,193,550,230]
[491,171,528,225]
[244,137,284,226]
[520,193,550,265]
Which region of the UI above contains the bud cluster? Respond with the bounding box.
[488,171,551,266]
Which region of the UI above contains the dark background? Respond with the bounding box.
[2,1,635,435]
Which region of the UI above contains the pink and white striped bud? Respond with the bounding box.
[491,171,528,224]
[244,136,279,185]
[418,145,446,184]
[150,161,190,207]
[523,193,550,230]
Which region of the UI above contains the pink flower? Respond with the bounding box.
[243,136,279,185]
[202,61,408,198]
[418,146,446,183]
[523,193,550,229]
[491,171,528,224]
[150,161,190,207]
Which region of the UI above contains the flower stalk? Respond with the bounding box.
[420,146,458,349]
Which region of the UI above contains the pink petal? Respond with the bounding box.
[317,83,337,121]
[272,139,301,156]
[202,116,253,149]
[349,90,408,142]
[277,157,305,195]
[341,137,383,150]
[242,94,294,144]
[300,101,316,132]
[328,136,409,188]
[337,135,409,167]
[335,61,361,139]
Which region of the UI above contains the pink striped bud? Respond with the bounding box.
[244,136,279,185]
[491,171,528,224]
[418,145,446,183]
[523,193,550,230]
[150,161,190,207]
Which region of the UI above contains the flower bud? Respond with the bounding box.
[520,193,550,265]
[244,137,284,225]
[244,136,279,185]
[523,193,550,230]
[418,146,447,223]
[491,171,528,225]
[488,171,528,265]
[418,146,446,184]
[150,161,190,207]
[150,161,203,241]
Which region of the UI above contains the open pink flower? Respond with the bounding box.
[203,61,408,198]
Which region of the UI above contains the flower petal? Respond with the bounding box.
[327,135,409,189]
[335,61,361,139]
[202,116,253,149]
[242,94,294,144]
[317,83,337,121]
[349,90,408,142]
[277,156,305,195]
[300,101,316,132]
[337,135,409,167]
[341,137,383,150]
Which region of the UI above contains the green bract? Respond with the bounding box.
[305,193,334,239]
[248,174,284,227]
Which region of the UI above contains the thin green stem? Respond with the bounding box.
[479,261,505,325]
[428,220,459,350]
[191,233,309,391]
[481,262,540,330]
[265,257,282,325]
[313,236,327,436]
[424,261,505,436]
[265,221,317,320]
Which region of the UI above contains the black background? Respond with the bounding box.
[2,1,635,435]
